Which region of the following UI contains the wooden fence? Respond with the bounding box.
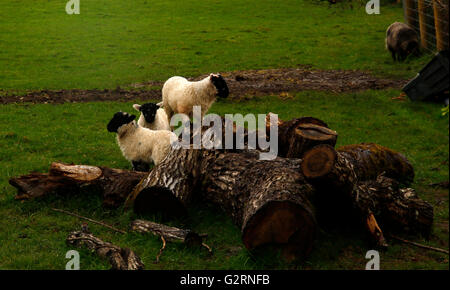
[403,0,449,52]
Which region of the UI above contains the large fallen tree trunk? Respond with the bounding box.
[199,150,317,261]
[126,148,317,261]
[337,143,415,185]
[9,162,146,207]
[301,145,433,246]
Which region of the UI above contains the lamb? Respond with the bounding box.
[132,102,170,131]
[386,22,420,61]
[107,111,176,171]
[160,73,229,122]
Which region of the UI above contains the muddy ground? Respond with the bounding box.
[0,68,408,104]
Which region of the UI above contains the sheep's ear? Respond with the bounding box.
[133,104,141,112]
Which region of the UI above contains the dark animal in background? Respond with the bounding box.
[386,22,420,61]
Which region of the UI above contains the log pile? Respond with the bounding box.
[9,114,434,262]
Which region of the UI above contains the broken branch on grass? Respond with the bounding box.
[130,219,212,262]
[66,225,144,270]
[388,234,449,255]
[52,208,126,234]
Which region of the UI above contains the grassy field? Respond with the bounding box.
[0,0,432,92]
[0,0,448,270]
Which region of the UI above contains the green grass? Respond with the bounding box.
[0,0,448,270]
[0,0,432,92]
[0,90,448,269]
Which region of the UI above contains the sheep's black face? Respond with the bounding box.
[139,103,160,123]
[211,74,229,98]
[107,112,136,133]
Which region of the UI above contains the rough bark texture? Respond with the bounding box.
[199,150,316,261]
[9,162,146,208]
[66,227,144,270]
[130,219,203,247]
[357,176,434,237]
[124,148,203,217]
[337,143,415,185]
[127,147,317,261]
[302,145,433,246]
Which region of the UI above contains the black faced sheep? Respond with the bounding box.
[161,73,229,121]
[386,22,420,61]
[133,102,170,131]
[107,111,176,171]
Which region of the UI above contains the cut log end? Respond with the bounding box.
[242,201,316,261]
[132,186,187,218]
[295,124,337,142]
[301,145,337,178]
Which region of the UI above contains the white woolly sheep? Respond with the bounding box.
[133,102,170,131]
[161,73,229,122]
[107,111,176,171]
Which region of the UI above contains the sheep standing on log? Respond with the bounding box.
[160,74,229,122]
[386,22,420,61]
[133,103,170,131]
[107,112,176,171]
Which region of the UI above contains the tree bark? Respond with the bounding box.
[124,148,203,217]
[66,227,144,270]
[130,219,203,247]
[127,147,317,261]
[199,150,317,261]
[9,162,147,208]
[302,145,433,246]
[337,143,415,185]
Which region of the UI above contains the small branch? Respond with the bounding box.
[67,226,144,270]
[155,236,167,263]
[388,234,449,254]
[202,242,213,254]
[52,208,126,234]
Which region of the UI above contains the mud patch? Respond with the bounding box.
[1,68,407,104]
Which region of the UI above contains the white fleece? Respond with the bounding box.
[136,108,171,131]
[116,121,175,166]
[161,75,217,120]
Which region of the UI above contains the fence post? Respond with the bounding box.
[404,0,417,28]
[433,0,449,51]
[418,0,428,49]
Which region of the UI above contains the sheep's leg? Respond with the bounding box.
[389,47,396,61]
[132,161,150,172]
